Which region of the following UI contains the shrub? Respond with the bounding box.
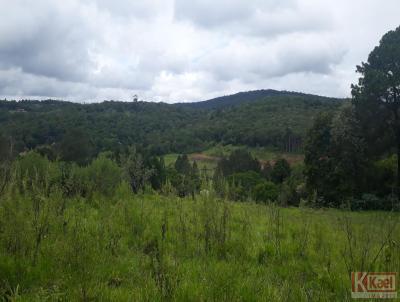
[227,171,265,201]
[14,151,60,195]
[85,153,122,197]
[271,158,291,183]
[351,193,394,211]
[216,149,260,177]
[253,182,279,202]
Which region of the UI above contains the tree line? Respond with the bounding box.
[304,26,400,210]
[0,94,341,157]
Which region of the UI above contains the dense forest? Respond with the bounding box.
[0,92,342,156]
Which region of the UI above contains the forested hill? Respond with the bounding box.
[175,89,340,110]
[0,91,344,157]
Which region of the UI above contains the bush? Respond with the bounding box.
[227,171,265,201]
[351,193,395,211]
[14,151,61,195]
[253,182,279,202]
[216,149,260,177]
[85,153,122,197]
[278,164,306,206]
[271,158,291,183]
[58,154,122,198]
[365,156,396,197]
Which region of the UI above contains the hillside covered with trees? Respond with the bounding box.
[0,92,342,157]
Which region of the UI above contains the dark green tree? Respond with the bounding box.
[212,167,226,197]
[189,161,201,198]
[148,156,167,190]
[0,133,12,160]
[122,147,154,193]
[330,105,367,199]
[170,156,201,198]
[252,181,279,203]
[174,154,192,175]
[59,129,93,165]
[216,149,260,177]
[85,153,122,197]
[166,167,185,197]
[304,107,368,207]
[227,171,265,201]
[352,26,400,196]
[304,113,335,206]
[280,164,307,207]
[271,158,291,183]
[0,133,13,195]
[261,161,273,181]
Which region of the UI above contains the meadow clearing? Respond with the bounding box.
[1,185,398,301]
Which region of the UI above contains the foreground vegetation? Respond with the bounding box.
[1,186,399,301]
[0,150,398,301]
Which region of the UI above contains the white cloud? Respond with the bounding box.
[0,0,399,102]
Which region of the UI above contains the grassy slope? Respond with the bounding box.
[2,190,399,301]
[164,144,305,177]
[203,144,305,165]
[164,153,219,172]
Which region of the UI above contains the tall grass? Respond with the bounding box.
[0,179,399,300]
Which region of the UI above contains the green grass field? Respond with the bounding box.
[203,144,304,165]
[164,153,218,177]
[164,144,304,178]
[1,186,399,301]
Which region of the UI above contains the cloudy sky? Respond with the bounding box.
[0,0,399,103]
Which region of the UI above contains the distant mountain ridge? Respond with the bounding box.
[0,89,344,156]
[175,89,342,110]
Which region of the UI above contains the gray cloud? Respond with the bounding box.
[0,1,96,82]
[173,0,330,37]
[0,0,399,102]
[174,0,256,28]
[91,0,169,19]
[188,33,346,83]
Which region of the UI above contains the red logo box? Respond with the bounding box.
[352,272,397,299]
